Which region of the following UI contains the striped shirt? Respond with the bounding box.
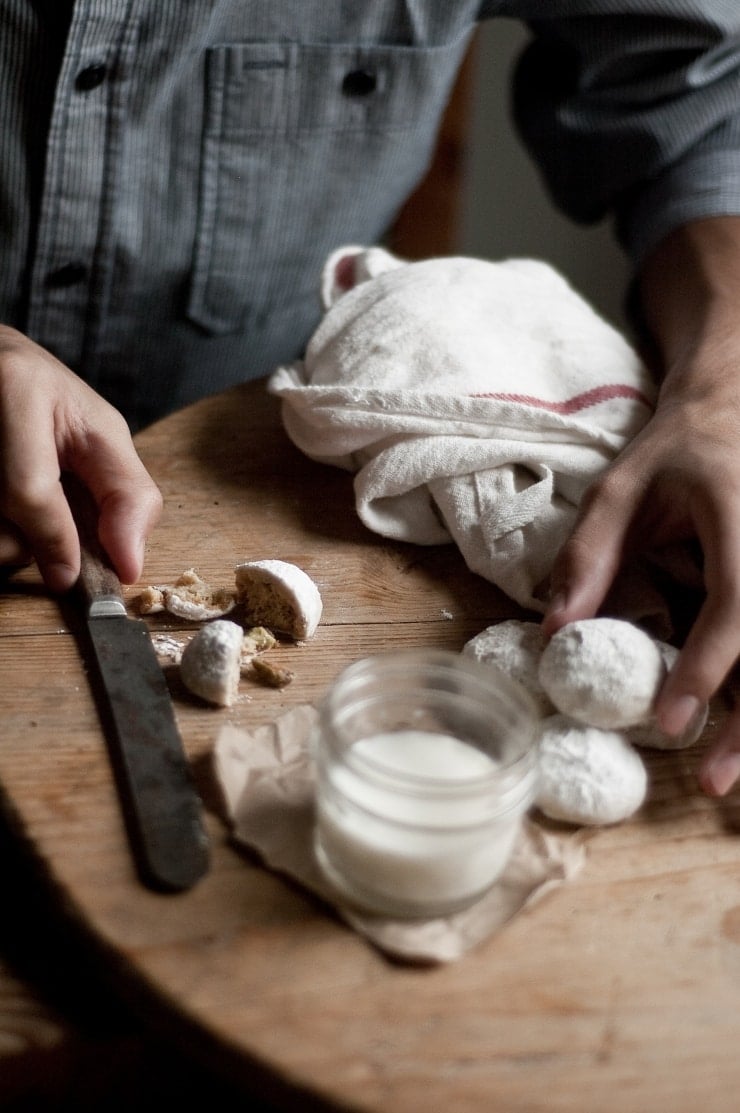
[1,1,738,428]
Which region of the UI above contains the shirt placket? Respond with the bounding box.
[26,1,138,385]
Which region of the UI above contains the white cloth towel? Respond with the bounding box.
[268,247,656,612]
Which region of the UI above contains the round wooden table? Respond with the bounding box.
[2,380,740,1113]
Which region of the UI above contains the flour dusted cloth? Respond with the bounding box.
[268,247,656,612]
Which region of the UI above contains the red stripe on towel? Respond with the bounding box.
[470,384,652,413]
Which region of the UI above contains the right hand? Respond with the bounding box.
[0,325,163,591]
[544,216,740,797]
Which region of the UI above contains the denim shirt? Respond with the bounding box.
[1,1,739,428]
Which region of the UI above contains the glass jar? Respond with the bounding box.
[312,649,539,918]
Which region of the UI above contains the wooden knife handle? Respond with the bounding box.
[61,472,124,610]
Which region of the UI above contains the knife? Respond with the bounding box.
[63,474,210,892]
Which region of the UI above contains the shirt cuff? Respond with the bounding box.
[617,146,740,267]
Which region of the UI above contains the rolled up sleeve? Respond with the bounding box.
[507,2,740,264]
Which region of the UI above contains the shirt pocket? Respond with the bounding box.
[186,33,473,335]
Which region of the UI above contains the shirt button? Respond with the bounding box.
[46,262,88,288]
[342,70,377,97]
[75,63,108,92]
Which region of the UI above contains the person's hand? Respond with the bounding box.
[543,373,740,793]
[0,325,162,591]
[543,217,740,797]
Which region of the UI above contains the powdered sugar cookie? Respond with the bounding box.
[536,714,648,826]
[538,618,665,730]
[180,619,244,707]
[235,559,322,640]
[462,620,552,716]
[627,640,708,750]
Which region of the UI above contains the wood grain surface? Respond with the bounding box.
[2,380,740,1113]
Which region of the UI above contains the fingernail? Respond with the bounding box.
[701,752,740,797]
[660,694,702,737]
[547,591,567,616]
[132,537,146,581]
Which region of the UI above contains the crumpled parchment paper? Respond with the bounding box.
[214,704,586,963]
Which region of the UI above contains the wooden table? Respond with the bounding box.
[2,380,740,1113]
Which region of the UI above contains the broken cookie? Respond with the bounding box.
[235,559,322,641]
[138,568,236,621]
[180,619,244,707]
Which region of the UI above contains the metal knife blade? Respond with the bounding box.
[64,475,210,892]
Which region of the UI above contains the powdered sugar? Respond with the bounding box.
[463,621,552,716]
[235,559,323,641]
[180,620,244,707]
[536,715,648,825]
[463,616,705,827]
[538,618,665,729]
